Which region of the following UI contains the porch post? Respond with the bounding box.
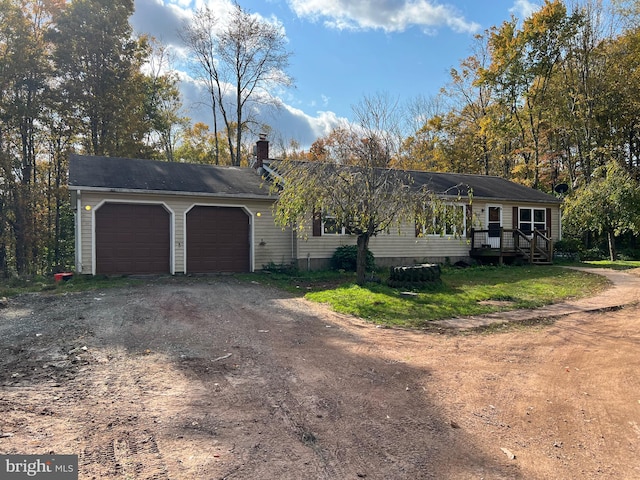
[530,233,536,264]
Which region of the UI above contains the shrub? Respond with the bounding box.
[262,261,298,274]
[554,238,583,261]
[619,248,640,261]
[581,246,607,261]
[331,245,375,271]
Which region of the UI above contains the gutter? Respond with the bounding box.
[67,185,275,201]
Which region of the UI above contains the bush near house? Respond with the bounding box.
[331,245,375,272]
[553,238,583,261]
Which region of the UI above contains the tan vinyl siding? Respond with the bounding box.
[293,200,562,267]
[76,192,561,274]
[471,201,561,240]
[295,216,471,267]
[77,191,292,274]
[79,195,94,273]
[253,208,293,269]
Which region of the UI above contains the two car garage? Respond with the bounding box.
[95,203,250,275]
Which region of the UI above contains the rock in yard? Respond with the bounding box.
[501,447,516,460]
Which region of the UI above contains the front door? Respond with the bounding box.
[487,205,502,248]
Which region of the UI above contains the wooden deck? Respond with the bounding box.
[470,228,553,265]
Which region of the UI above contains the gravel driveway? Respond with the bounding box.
[1,275,639,479]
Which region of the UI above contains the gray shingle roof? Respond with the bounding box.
[268,160,560,204]
[68,154,271,198]
[69,154,559,205]
[409,170,560,204]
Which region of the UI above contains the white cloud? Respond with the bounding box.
[287,0,480,34]
[131,0,192,44]
[131,0,278,45]
[295,107,349,138]
[173,75,347,148]
[509,0,541,20]
[263,106,350,147]
[131,0,346,149]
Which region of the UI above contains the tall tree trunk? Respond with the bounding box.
[356,234,371,286]
[235,85,242,166]
[482,138,490,175]
[210,91,219,165]
[607,230,616,262]
[14,190,29,275]
[0,189,5,277]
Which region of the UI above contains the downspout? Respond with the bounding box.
[291,227,295,267]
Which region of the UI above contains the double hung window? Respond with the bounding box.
[519,208,546,234]
[323,214,346,235]
[416,204,465,237]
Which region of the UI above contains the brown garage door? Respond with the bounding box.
[95,203,170,275]
[186,206,250,273]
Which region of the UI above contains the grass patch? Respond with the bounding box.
[2,264,614,329]
[0,274,143,298]
[248,265,611,327]
[237,269,356,294]
[580,260,640,270]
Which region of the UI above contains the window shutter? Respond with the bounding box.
[546,208,552,236]
[466,204,472,237]
[512,206,518,229]
[312,209,322,236]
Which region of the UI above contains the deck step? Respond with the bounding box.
[516,248,552,264]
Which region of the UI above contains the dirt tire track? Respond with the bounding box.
[1,276,638,479]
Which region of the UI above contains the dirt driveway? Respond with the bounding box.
[1,275,639,479]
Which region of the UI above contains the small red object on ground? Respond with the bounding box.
[54,272,74,282]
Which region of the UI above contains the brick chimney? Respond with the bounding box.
[255,134,269,169]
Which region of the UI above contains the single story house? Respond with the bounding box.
[68,139,562,275]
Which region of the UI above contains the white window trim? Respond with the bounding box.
[518,207,547,234]
[321,210,361,236]
[322,213,348,236]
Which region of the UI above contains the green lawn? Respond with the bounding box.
[247,265,611,327]
[580,260,640,270]
[1,264,618,329]
[0,274,142,298]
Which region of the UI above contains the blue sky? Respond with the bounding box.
[131,0,541,149]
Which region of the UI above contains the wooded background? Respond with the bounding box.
[2,0,639,276]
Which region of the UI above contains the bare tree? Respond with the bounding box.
[403,93,446,138]
[180,7,222,164]
[181,3,292,166]
[273,93,464,285]
[145,38,187,162]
